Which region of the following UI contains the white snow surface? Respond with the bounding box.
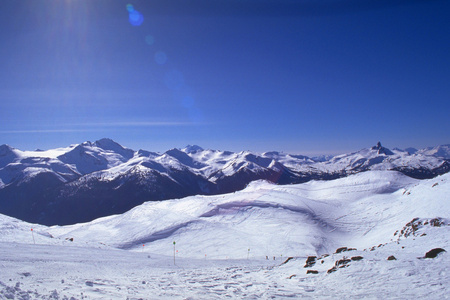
[19,146,76,159]
[1,170,449,299]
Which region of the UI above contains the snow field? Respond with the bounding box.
[0,170,449,299]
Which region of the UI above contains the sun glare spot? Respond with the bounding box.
[154,51,168,65]
[145,35,155,46]
[126,4,134,12]
[127,4,144,26]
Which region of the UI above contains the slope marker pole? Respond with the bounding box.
[31,228,35,245]
[173,241,176,265]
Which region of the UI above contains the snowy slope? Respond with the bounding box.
[0,170,448,299]
[48,170,445,259]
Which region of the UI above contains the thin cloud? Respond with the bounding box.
[0,121,206,134]
[0,129,94,134]
[75,121,203,127]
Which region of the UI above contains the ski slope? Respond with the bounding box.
[0,170,449,299]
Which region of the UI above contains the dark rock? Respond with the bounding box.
[372,142,394,155]
[85,281,94,287]
[387,255,396,260]
[281,257,294,265]
[306,270,319,274]
[288,274,296,279]
[351,256,363,261]
[396,218,448,241]
[327,267,337,274]
[335,247,347,253]
[430,218,444,227]
[335,247,356,253]
[424,248,446,258]
[304,256,317,268]
[335,258,351,267]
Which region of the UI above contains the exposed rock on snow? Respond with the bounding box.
[424,248,446,259]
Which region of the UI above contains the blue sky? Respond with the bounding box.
[0,0,449,155]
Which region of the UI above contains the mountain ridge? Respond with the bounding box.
[0,139,449,225]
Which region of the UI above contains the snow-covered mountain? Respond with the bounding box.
[0,170,448,298]
[0,138,448,225]
[416,144,450,159]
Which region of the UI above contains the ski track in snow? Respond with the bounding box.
[0,170,449,299]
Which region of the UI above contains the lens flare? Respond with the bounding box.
[154,51,167,65]
[127,4,144,26]
[129,11,144,26]
[126,4,134,12]
[145,35,155,46]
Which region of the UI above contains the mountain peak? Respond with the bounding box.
[94,138,120,149]
[418,144,450,159]
[182,145,204,153]
[0,144,14,155]
[373,141,383,149]
[94,138,134,159]
[371,142,394,155]
[0,144,19,168]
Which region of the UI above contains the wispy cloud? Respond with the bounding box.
[0,121,205,134]
[0,129,94,134]
[75,121,202,127]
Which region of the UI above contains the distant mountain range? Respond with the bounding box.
[0,139,449,225]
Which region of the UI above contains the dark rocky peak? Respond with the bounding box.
[371,142,394,156]
[372,142,383,150]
